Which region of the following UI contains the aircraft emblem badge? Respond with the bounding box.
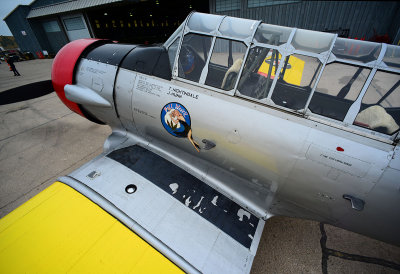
[161,102,200,152]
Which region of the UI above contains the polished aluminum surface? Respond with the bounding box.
[65,148,265,274]
[63,11,400,250]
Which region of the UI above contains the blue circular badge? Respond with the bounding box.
[161,103,191,138]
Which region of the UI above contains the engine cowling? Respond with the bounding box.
[52,39,107,120]
[52,39,171,126]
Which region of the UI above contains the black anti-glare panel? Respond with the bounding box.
[120,46,171,80]
[107,145,259,249]
[83,43,137,66]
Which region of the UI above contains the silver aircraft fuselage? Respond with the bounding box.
[57,12,400,246]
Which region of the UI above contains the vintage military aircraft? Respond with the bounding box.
[1,12,399,273]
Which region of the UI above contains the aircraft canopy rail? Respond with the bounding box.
[165,12,400,143]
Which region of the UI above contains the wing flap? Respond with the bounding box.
[66,144,265,273]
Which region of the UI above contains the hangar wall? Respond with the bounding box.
[209,0,400,44]
[4,0,208,58]
[6,0,399,59]
[3,6,43,55]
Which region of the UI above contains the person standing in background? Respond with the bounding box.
[7,57,21,76]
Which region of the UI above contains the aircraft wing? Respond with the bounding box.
[0,182,182,273]
[0,143,265,273]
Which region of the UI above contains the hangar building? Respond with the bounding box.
[4,0,400,58]
[210,0,400,43]
[4,0,208,57]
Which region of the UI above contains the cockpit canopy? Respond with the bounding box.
[165,12,400,141]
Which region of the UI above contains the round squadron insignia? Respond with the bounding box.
[161,103,191,138]
[161,102,200,152]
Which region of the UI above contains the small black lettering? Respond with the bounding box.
[167,86,199,100]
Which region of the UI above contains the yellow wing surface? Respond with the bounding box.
[258,53,305,86]
[0,182,183,273]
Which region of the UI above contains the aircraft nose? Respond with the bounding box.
[52,39,107,118]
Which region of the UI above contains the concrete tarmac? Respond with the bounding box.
[0,59,399,273]
[0,59,52,91]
